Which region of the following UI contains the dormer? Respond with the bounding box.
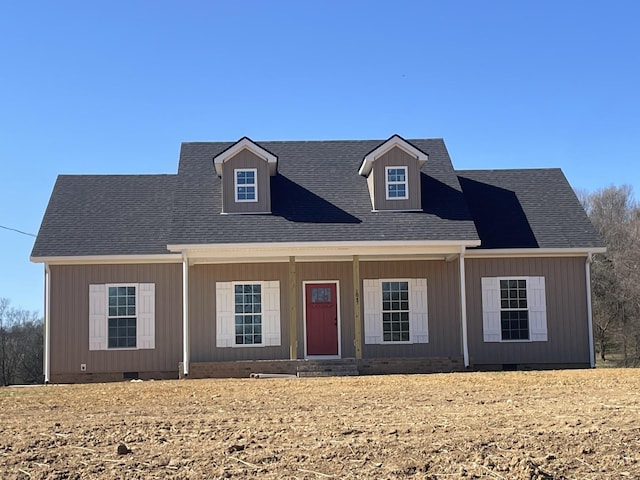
[213,137,278,214]
[358,135,428,212]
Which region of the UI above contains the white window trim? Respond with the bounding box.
[105,283,138,350]
[498,276,530,343]
[380,278,412,344]
[302,280,342,359]
[385,166,408,200]
[363,278,429,345]
[231,281,265,348]
[216,280,281,348]
[234,168,258,203]
[89,282,155,351]
[481,276,547,343]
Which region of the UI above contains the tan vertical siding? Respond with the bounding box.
[371,146,421,211]
[360,260,461,358]
[189,263,289,361]
[49,263,182,376]
[465,257,589,365]
[222,149,271,214]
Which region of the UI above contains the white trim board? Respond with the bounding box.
[31,254,182,265]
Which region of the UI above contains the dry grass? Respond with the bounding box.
[1,368,639,479]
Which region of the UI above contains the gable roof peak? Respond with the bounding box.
[358,134,429,177]
[213,136,278,176]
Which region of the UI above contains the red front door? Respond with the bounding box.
[305,283,338,356]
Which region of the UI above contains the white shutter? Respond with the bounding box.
[89,284,107,350]
[410,278,429,343]
[528,276,547,341]
[216,282,234,347]
[482,277,501,342]
[363,279,382,344]
[137,283,155,349]
[262,281,281,346]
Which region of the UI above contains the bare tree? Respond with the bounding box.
[583,185,640,365]
[0,298,43,385]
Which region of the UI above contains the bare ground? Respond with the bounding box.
[1,369,639,479]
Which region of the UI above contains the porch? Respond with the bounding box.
[178,356,464,379]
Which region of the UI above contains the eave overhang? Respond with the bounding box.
[168,239,481,265]
[359,134,429,177]
[465,247,606,258]
[30,253,183,265]
[213,136,278,177]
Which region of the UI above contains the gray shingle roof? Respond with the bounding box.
[171,139,478,245]
[457,169,603,249]
[31,175,176,257]
[31,138,602,258]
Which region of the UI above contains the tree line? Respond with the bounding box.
[0,298,42,385]
[580,185,640,365]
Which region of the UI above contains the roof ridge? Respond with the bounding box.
[181,138,443,145]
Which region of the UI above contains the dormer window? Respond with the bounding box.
[385,167,408,200]
[359,135,428,212]
[213,137,278,215]
[235,168,257,202]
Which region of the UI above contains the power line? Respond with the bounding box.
[0,225,36,238]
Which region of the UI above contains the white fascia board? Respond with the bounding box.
[213,137,278,176]
[30,254,183,265]
[168,239,481,263]
[186,254,451,265]
[359,135,429,177]
[465,247,606,259]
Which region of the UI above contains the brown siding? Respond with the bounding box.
[371,146,421,211]
[296,262,355,358]
[222,149,271,214]
[189,263,289,361]
[465,257,590,365]
[49,263,182,378]
[360,260,462,358]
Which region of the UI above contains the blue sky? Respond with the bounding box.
[1,1,639,313]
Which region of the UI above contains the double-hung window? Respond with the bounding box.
[234,283,262,345]
[235,168,257,202]
[363,278,428,344]
[385,166,408,200]
[215,281,281,348]
[108,285,137,348]
[499,279,529,340]
[382,281,410,342]
[89,283,155,351]
[481,276,547,342]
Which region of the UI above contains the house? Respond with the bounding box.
[31,135,604,383]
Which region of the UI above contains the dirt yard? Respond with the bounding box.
[1,369,639,479]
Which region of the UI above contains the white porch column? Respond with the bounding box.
[44,263,51,383]
[459,247,469,367]
[182,251,190,376]
[585,252,595,368]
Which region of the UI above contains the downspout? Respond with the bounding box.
[44,263,51,384]
[182,251,190,377]
[459,246,469,367]
[585,252,595,368]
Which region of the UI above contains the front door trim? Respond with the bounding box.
[303,280,341,359]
